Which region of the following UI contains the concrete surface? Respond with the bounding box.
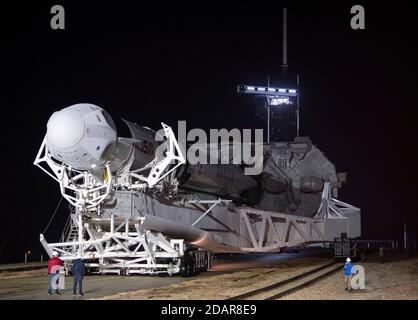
[0,247,331,300]
[0,274,189,300]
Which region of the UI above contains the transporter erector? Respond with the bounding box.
[35,103,360,275]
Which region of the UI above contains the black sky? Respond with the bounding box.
[1,2,418,263]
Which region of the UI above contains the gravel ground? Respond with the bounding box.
[281,251,418,300]
[93,257,334,300]
[5,251,416,299]
[94,251,418,300]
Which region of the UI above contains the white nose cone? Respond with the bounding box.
[47,108,86,149]
[45,103,117,170]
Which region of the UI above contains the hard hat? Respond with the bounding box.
[346,257,351,262]
[52,251,59,256]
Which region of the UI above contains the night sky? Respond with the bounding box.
[1,2,417,263]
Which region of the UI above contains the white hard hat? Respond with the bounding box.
[52,251,59,256]
[346,257,351,262]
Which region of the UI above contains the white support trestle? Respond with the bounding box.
[40,214,184,275]
[237,182,360,252]
[238,207,326,252]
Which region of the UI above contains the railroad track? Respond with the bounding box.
[227,261,341,300]
[0,262,48,273]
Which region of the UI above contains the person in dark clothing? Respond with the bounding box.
[72,258,85,296]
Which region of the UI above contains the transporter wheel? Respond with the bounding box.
[180,250,201,277]
[186,258,198,277]
[180,259,191,277]
[167,262,175,277]
[191,259,197,276]
[204,254,209,271]
[119,268,127,276]
[180,259,186,277]
[187,260,194,277]
[185,261,192,277]
[180,264,187,277]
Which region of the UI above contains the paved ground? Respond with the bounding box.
[0,274,189,300]
[0,248,329,300]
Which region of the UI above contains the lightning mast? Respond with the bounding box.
[238,8,300,141]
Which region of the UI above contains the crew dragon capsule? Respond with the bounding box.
[35,103,360,275]
[45,103,257,200]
